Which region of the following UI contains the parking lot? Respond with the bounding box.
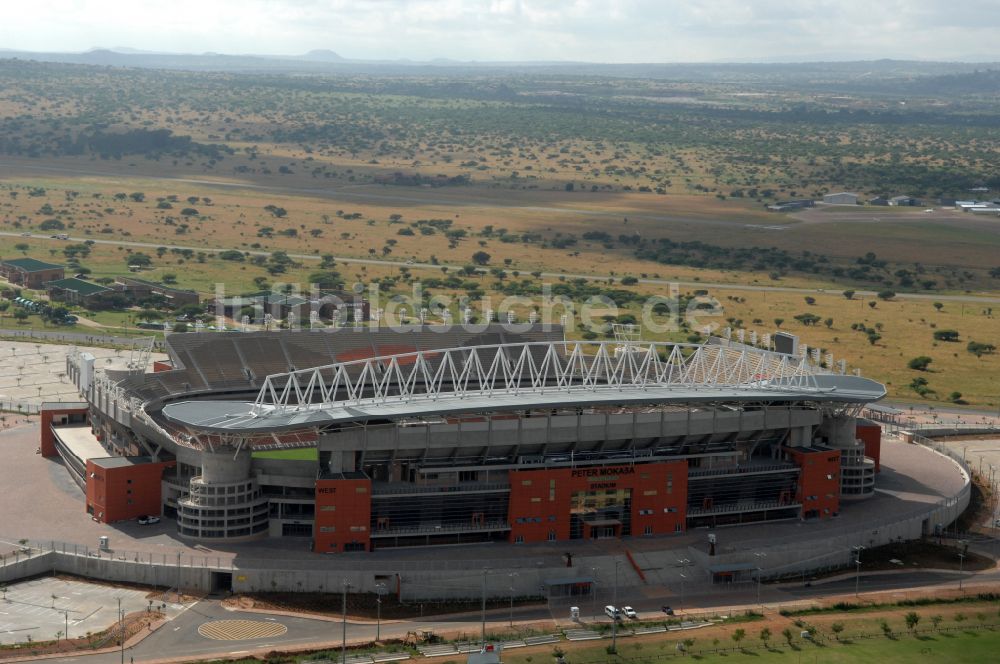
[0,576,190,645]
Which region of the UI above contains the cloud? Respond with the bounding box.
[0,0,997,62]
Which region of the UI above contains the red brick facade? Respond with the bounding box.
[314,476,372,553]
[85,458,174,523]
[856,422,882,472]
[39,405,89,457]
[785,447,841,519]
[507,461,688,543]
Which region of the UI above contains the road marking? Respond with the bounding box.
[198,619,288,641]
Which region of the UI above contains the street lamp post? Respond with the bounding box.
[480,568,488,647]
[754,552,767,608]
[117,597,124,664]
[610,559,621,654]
[852,545,865,598]
[374,582,386,642]
[676,558,692,614]
[589,567,599,622]
[341,579,351,664]
[958,540,968,592]
[508,572,518,628]
[959,552,966,590]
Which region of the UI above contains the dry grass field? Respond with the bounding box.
[0,60,997,408]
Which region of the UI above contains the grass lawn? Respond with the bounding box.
[251,448,318,461]
[499,628,1000,664]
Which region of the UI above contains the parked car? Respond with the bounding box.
[137,515,160,525]
[604,605,621,620]
[622,606,638,619]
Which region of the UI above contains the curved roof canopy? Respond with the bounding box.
[161,341,886,434]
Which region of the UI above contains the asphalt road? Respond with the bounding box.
[43,561,1000,664]
[4,231,1000,306]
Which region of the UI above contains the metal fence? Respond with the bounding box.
[0,401,40,414]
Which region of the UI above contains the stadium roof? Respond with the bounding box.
[162,373,886,434]
[2,257,63,272]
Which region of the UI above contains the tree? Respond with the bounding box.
[172,322,188,333]
[804,296,816,305]
[933,302,944,311]
[781,627,794,647]
[39,218,65,230]
[14,243,29,254]
[824,317,834,328]
[948,391,963,403]
[129,192,145,202]
[13,309,29,323]
[308,271,344,290]
[831,622,844,640]
[759,627,771,647]
[731,628,746,649]
[877,290,896,300]
[905,611,920,632]
[471,251,491,266]
[910,376,932,396]
[930,615,943,629]
[880,620,892,638]
[843,289,855,300]
[773,318,784,328]
[868,300,877,309]
[908,356,933,371]
[967,341,996,357]
[933,329,960,342]
[161,273,178,285]
[127,252,153,267]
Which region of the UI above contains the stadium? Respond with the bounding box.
[43,324,887,554]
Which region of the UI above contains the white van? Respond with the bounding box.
[604,605,620,620]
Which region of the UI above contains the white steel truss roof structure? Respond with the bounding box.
[161,341,886,434]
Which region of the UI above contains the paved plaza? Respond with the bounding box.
[0,576,189,645]
[943,437,1000,528]
[0,340,166,410]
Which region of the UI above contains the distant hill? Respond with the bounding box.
[0,48,998,88]
[298,49,346,62]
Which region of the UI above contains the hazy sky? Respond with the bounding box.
[2,0,998,62]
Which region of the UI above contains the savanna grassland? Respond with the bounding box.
[0,58,997,406]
